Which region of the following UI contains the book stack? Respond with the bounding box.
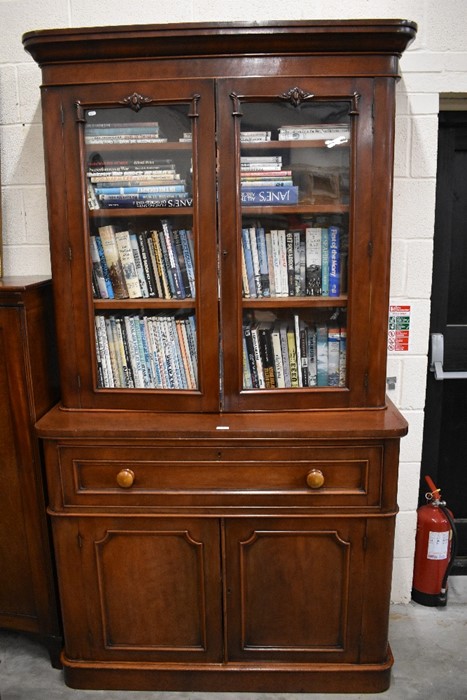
[240,155,298,205]
[85,121,167,145]
[278,123,350,143]
[91,222,195,300]
[243,316,346,389]
[87,157,192,210]
[241,225,342,298]
[240,131,272,143]
[94,312,198,390]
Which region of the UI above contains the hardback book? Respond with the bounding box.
[114,230,143,298]
[241,185,298,205]
[329,226,341,296]
[328,326,341,387]
[98,225,129,299]
[305,227,322,296]
[316,323,329,386]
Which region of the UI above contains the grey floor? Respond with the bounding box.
[1,579,467,700]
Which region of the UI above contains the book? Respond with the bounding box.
[248,227,263,297]
[329,226,341,296]
[271,322,285,388]
[287,328,299,388]
[339,327,347,387]
[130,233,149,298]
[94,235,114,299]
[256,227,270,297]
[243,325,260,388]
[321,228,330,296]
[278,124,350,141]
[90,236,109,299]
[316,324,329,386]
[241,228,256,298]
[114,230,142,298]
[305,227,322,296]
[328,326,341,386]
[258,322,276,388]
[98,225,129,299]
[241,186,298,205]
[98,196,193,209]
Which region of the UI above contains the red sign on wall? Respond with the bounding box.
[388,305,410,351]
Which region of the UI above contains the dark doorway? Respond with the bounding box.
[420,107,467,574]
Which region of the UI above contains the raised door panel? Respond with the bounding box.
[224,517,366,663]
[52,517,223,663]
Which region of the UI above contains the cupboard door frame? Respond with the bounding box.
[52,516,224,663]
[217,76,395,411]
[42,79,219,412]
[223,516,367,663]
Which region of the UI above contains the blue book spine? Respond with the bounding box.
[328,226,340,297]
[321,228,329,296]
[95,235,114,299]
[241,228,256,297]
[241,186,298,205]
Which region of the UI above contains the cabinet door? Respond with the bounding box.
[42,79,219,411]
[52,517,223,663]
[224,517,366,663]
[218,77,393,411]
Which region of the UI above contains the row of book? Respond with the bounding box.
[240,155,298,206]
[85,121,167,144]
[91,223,195,300]
[243,317,346,390]
[95,313,198,390]
[241,225,343,298]
[277,123,350,143]
[239,124,350,143]
[87,156,192,210]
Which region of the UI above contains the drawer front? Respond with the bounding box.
[53,444,384,510]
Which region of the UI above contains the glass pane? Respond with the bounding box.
[239,98,350,391]
[84,104,197,390]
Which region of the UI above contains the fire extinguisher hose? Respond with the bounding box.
[438,503,458,593]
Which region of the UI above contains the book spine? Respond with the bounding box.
[98,225,129,299]
[94,235,114,298]
[321,228,330,296]
[114,230,142,298]
[329,226,341,296]
[305,227,322,296]
[316,324,329,387]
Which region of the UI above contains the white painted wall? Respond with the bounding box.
[1,0,467,603]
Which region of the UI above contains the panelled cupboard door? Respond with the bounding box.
[51,517,224,663]
[217,76,395,411]
[224,518,366,663]
[40,79,219,411]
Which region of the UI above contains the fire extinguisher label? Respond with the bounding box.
[427,531,450,560]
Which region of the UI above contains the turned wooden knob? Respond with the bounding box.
[306,469,325,489]
[116,468,135,489]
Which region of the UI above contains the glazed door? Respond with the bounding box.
[41,79,219,412]
[223,517,366,663]
[51,517,224,662]
[421,111,467,570]
[217,76,394,411]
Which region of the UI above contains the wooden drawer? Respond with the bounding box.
[51,444,385,511]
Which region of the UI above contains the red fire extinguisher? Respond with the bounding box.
[412,476,457,607]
